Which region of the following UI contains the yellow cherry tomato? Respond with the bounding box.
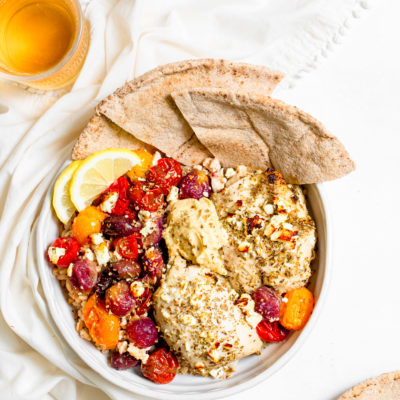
[279,287,314,330]
[126,149,154,181]
[72,206,106,244]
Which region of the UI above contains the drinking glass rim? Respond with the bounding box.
[0,0,85,82]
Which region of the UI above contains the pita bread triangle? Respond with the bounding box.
[84,59,283,165]
[338,371,400,400]
[171,88,355,184]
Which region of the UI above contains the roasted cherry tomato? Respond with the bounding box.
[127,149,154,181]
[256,320,289,342]
[107,176,130,215]
[141,348,178,384]
[47,237,80,268]
[146,158,182,195]
[128,181,164,212]
[135,287,153,316]
[72,206,106,244]
[114,234,139,260]
[83,294,120,349]
[279,287,314,330]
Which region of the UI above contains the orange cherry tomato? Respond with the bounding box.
[72,206,106,244]
[126,149,154,181]
[279,287,314,331]
[83,294,120,349]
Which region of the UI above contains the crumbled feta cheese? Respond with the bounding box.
[81,245,95,261]
[263,203,274,215]
[138,210,151,221]
[283,222,294,230]
[235,294,262,328]
[152,151,162,166]
[208,347,223,363]
[67,263,73,277]
[99,191,119,213]
[209,367,226,379]
[203,157,221,173]
[167,186,179,203]
[211,171,225,192]
[127,343,149,363]
[90,233,104,245]
[131,281,145,298]
[140,218,156,237]
[93,242,111,266]
[237,240,251,252]
[47,246,65,264]
[224,168,236,179]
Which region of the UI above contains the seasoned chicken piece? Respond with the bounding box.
[153,256,262,378]
[212,169,316,294]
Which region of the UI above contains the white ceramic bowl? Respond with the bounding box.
[36,162,331,400]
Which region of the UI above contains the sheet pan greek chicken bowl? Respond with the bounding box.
[37,59,353,399]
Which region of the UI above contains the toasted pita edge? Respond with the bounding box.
[98,58,284,103]
[338,371,400,399]
[71,115,156,160]
[92,59,283,165]
[172,88,355,184]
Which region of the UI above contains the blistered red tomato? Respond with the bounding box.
[256,320,289,342]
[141,348,179,384]
[107,176,131,215]
[114,234,139,260]
[47,237,80,268]
[128,181,164,212]
[146,158,182,195]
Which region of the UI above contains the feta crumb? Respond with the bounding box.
[81,245,95,261]
[67,263,73,277]
[152,151,162,166]
[140,218,156,237]
[93,242,111,266]
[47,246,66,264]
[263,203,274,215]
[167,186,179,203]
[209,367,226,379]
[138,210,151,221]
[127,343,149,363]
[131,281,145,298]
[90,233,104,245]
[99,191,119,213]
[203,157,221,173]
[224,167,236,179]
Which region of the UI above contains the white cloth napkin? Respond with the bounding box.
[0,0,371,399]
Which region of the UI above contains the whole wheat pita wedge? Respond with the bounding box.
[172,88,355,184]
[95,59,283,165]
[71,115,156,160]
[338,371,400,400]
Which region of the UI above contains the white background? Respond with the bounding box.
[228,1,400,399]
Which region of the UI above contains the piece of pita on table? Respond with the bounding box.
[171,88,355,184]
[72,59,283,164]
[338,371,400,400]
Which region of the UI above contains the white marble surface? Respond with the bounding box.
[227,1,400,399]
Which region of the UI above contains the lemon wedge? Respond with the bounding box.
[70,149,141,212]
[52,160,82,224]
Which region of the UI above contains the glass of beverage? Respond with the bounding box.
[0,0,89,91]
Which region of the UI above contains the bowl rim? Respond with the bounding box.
[36,160,332,400]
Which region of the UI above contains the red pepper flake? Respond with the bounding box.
[223,343,233,348]
[235,200,243,207]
